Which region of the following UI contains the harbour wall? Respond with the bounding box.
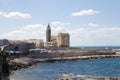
[28,48,116,59]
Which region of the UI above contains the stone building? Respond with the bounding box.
[24,39,44,48]
[57,33,70,47]
[0,39,35,54]
[46,24,51,42]
[2,42,35,54]
[45,42,57,47]
[0,39,10,46]
[45,24,70,47]
[51,35,57,43]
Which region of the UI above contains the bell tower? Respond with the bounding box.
[46,24,51,42]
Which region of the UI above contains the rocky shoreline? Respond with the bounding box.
[8,47,118,72]
[56,73,120,80]
[9,54,120,72]
[8,54,120,80]
[7,54,120,80]
[9,57,38,73]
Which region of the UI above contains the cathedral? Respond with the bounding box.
[45,24,70,47]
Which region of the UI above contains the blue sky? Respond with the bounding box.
[0,0,120,46]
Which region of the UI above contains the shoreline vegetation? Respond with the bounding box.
[7,48,120,79]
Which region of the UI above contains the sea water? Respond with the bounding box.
[10,46,120,80]
[10,58,120,80]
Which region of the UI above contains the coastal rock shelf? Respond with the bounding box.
[56,73,120,80]
[9,54,120,72]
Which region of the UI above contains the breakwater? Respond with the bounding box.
[28,48,116,58]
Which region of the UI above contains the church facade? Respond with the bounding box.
[45,24,70,47]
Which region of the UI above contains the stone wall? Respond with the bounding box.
[29,48,115,59]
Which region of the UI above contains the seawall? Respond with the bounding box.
[9,54,120,72]
[28,48,116,59]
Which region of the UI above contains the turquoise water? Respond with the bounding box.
[10,58,120,80]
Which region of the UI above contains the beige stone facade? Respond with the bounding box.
[51,35,57,43]
[45,24,70,48]
[45,42,57,47]
[24,39,44,48]
[8,39,44,48]
[45,33,70,48]
[57,33,70,47]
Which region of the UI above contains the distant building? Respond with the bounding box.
[45,24,70,47]
[0,39,10,46]
[57,33,70,47]
[2,42,35,54]
[0,39,35,54]
[24,39,44,48]
[0,23,70,51]
[46,24,51,42]
[51,35,57,43]
[45,42,57,47]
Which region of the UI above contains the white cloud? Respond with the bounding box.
[72,9,100,16]
[0,24,44,40]
[52,26,66,35]
[51,21,71,26]
[69,27,120,46]
[22,24,44,31]
[87,23,99,27]
[0,11,32,19]
[1,22,120,46]
[51,21,70,34]
[0,23,67,40]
